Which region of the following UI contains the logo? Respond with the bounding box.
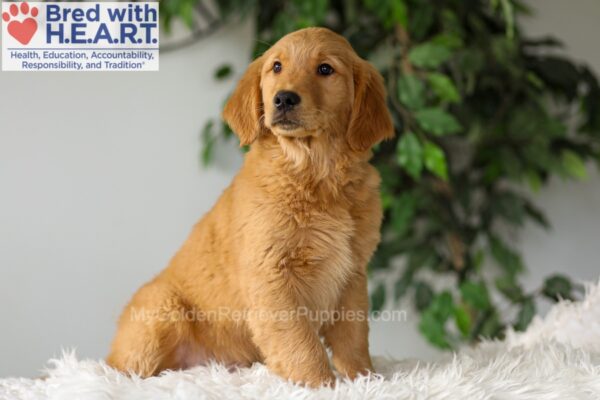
[3,2,39,45]
[2,2,159,72]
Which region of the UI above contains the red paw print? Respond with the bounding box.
[3,2,39,45]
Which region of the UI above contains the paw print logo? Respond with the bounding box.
[3,2,39,45]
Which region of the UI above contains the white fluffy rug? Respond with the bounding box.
[2,282,600,400]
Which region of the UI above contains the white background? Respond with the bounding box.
[1,0,599,377]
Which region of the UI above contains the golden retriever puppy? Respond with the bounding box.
[107,27,393,388]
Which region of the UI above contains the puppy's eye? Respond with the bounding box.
[317,63,334,76]
[273,61,282,73]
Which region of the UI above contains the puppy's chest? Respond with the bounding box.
[269,195,357,308]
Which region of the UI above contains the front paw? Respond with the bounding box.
[272,364,335,388]
[300,370,336,389]
[332,355,373,380]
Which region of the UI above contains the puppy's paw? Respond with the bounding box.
[332,355,374,381]
[301,370,336,389]
[275,364,335,388]
[339,367,372,381]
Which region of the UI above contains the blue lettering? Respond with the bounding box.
[71,8,84,22]
[144,5,157,22]
[42,5,158,46]
[93,24,113,44]
[46,5,61,22]
[46,24,64,44]
[120,24,137,44]
[71,24,87,44]
[139,23,156,43]
[87,6,99,22]
[108,8,127,22]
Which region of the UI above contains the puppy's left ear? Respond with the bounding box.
[223,56,266,146]
[347,60,394,152]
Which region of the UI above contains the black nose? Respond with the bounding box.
[274,90,301,112]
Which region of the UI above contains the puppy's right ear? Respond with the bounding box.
[222,56,265,146]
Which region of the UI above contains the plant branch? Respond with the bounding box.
[161,1,225,54]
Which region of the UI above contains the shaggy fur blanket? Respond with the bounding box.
[1,282,599,400]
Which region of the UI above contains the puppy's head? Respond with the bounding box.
[223,27,394,152]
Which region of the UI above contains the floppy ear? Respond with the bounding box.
[222,56,266,146]
[347,60,395,152]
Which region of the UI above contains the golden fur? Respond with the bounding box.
[107,27,394,388]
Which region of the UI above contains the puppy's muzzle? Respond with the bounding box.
[272,90,302,130]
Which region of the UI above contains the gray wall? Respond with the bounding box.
[1,1,599,377]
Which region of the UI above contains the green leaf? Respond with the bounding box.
[524,201,551,230]
[529,56,581,101]
[414,282,434,311]
[491,36,517,67]
[409,43,453,68]
[415,108,462,136]
[419,310,452,349]
[525,170,543,192]
[178,0,195,29]
[394,274,412,300]
[478,310,503,339]
[391,0,408,28]
[214,64,233,80]
[489,236,524,276]
[428,291,454,320]
[427,73,461,103]
[201,121,215,167]
[364,0,407,29]
[423,142,449,180]
[491,191,526,226]
[454,305,472,338]
[515,297,536,331]
[460,281,491,311]
[542,275,574,301]
[500,0,515,39]
[406,246,436,270]
[527,72,545,89]
[221,120,233,139]
[472,250,485,270]
[495,276,524,302]
[561,150,587,179]
[419,291,454,349]
[391,193,417,236]
[370,283,386,312]
[440,9,461,34]
[397,133,423,179]
[430,33,464,49]
[370,242,394,271]
[398,75,425,109]
[409,2,434,40]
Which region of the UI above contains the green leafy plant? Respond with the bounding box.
[161,0,599,349]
